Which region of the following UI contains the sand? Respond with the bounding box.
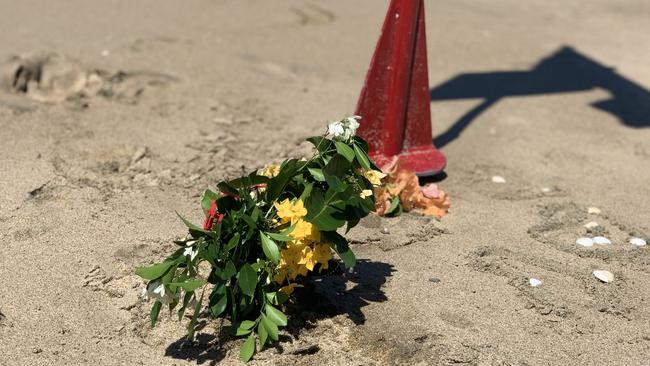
[1,0,649,365]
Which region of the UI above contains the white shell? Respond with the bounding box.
[529,278,543,287]
[583,221,599,229]
[630,237,647,247]
[576,237,594,247]
[593,236,612,245]
[593,270,614,283]
[541,187,552,193]
[491,176,506,183]
[587,207,601,214]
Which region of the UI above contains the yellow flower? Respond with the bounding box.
[260,164,280,178]
[279,283,303,295]
[363,169,387,186]
[274,199,294,222]
[290,219,320,242]
[360,189,373,199]
[298,246,317,271]
[273,198,308,223]
[312,244,333,270]
[290,199,308,218]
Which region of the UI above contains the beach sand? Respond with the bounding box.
[1,0,649,364]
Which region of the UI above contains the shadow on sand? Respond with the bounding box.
[163,259,394,364]
[431,46,650,148]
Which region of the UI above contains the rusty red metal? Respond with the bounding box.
[356,0,446,176]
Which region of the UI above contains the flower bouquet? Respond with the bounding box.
[136,116,384,361]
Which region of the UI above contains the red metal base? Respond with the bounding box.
[370,146,447,176]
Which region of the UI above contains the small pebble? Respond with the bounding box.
[576,237,594,247]
[491,176,506,183]
[630,237,646,247]
[429,277,441,283]
[529,278,543,287]
[583,221,599,229]
[593,236,612,245]
[100,49,110,57]
[587,207,601,215]
[541,187,552,193]
[593,270,614,283]
[380,227,390,235]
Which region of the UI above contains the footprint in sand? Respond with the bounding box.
[291,4,336,26]
[1,53,178,105]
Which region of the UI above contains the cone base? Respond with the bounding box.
[371,146,446,176]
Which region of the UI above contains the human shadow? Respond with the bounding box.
[163,259,394,363]
[430,46,650,148]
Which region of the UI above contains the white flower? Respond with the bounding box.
[327,121,345,138]
[146,280,176,304]
[327,116,362,141]
[345,115,361,133]
[183,245,198,261]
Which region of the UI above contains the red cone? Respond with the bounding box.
[356,0,446,175]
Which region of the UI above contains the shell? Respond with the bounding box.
[593,236,612,245]
[491,176,506,183]
[587,207,601,214]
[576,237,594,247]
[583,221,599,229]
[593,270,614,283]
[630,237,647,247]
[529,278,543,287]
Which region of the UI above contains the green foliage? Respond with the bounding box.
[135,123,377,362]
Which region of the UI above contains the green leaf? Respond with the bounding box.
[258,321,268,347]
[241,214,257,230]
[265,159,301,201]
[261,314,278,341]
[217,181,239,197]
[172,279,206,292]
[259,233,280,264]
[225,233,240,251]
[305,189,346,231]
[335,141,355,162]
[220,261,236,280]
[240,320,256,330]
[307,167,325,182]
[136,262,174,280]
[266,232,293,242]
[235,320,255,336]
[150,301,162,327]
[307,136,332,154]
[265,304,288,326]
[323,231,356,268]
[240,333,256,362]
[323,154,350,178]
[386,196,401,215]
[201,189,219,213]
[209,285,228,317]
[238,264,258,297]
[353,143,372,170]
[177,292,194,321]
[176,212,213,237]
[252,206,261,222]
[325,174,347,193]
[275,291,289,305]
[299,182,314,201]
[186,292,204,339]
